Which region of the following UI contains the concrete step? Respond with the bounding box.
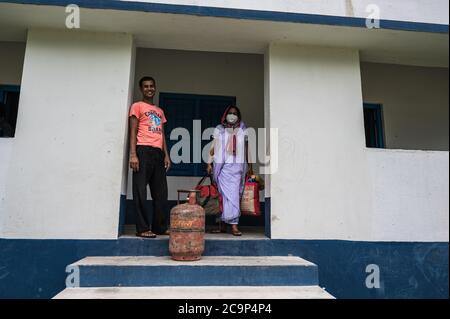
[54,286,334,299]
[69,256,319,287]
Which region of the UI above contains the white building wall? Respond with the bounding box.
[368,149,449,242]
[129,48,264,201]
[122,0,449,25]
[0,29,134,239]
[361,62,449,151]
[268,43,449,241]
[1,32,447,241]
[268,43,373,240]
[263,46,272,199]
[121,44,137,199]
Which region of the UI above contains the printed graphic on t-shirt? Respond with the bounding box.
[145,110,163,134]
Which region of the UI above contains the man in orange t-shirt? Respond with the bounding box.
[129,76,171,238]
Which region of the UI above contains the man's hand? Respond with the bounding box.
[130,154,139,172]
[164,155,171,171]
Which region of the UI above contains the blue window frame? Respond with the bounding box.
[363,103,385,148]
[0,85,20,138]
[160,93,236,176]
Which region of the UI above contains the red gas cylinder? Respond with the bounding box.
[169,190,205,261]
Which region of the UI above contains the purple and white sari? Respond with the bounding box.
[212,122,248,225]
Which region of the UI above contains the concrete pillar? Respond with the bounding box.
[1,29,134,239]
[267,43,373,240]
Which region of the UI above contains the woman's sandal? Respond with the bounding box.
[231,226,242,236]
[136,231,157,238]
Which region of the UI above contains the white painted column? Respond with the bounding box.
[263,46,271,200]
[268,43,373,240]
[1,29,134,239]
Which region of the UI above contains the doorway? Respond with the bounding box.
[120,48,267,238]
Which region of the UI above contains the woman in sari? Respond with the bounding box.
[207,106,248,236]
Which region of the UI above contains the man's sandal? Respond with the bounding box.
[136,231,157,238]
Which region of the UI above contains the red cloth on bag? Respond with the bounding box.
[195,178,219,199]
[195,175,221,216]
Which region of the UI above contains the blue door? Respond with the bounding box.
[160,93,236,176]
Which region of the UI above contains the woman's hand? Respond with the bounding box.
[130,154,139,172]
[207,163,213,175]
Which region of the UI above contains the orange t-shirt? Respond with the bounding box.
[129,101,167,149]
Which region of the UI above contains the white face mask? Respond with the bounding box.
[226,114,238,124]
